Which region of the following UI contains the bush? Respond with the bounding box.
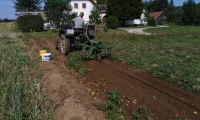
[147,16,156,26]
[158,19,167,25]
[4,18,9,22]
[106,16,119,29]
[17,15,44,32]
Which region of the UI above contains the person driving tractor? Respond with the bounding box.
[71,12,86,31]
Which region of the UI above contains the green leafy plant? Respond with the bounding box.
[106,16,119,29]
[131,106,152,120]
[95,90,125,120]
[107,90,122,106]
[66,51,92,76]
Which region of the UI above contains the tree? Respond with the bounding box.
[147,0,168,12]
[169,0,174,6]
[182,0,197,25]
[97,0,107,4]
[107,0,143,24]
[44,0,77,27]
[147,0,160,12]
[158,0,169,9]
[13,0,42,15]
[88,6,101,24]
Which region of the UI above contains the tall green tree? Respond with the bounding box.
[147,0,169,12]
[107,0,143,24]
[182,0,197,25]
[88,6,101,24]
[13,0,42,14]
[169,0,174,6]
[147,0,160,12]
[158,0,169,9]
[44,0,76,27]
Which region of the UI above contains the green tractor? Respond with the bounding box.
[55,24,113,62]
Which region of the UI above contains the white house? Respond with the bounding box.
[66,0,105,23]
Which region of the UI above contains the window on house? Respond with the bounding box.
[82,3,86,9]
[74,3,78,9]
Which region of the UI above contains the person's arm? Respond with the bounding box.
[71,19,75,25]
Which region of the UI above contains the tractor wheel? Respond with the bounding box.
[60,34,70,55]
[95,54,101,63]
[55,39,59,50]
[107,53,114,62]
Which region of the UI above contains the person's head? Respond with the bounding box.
[79,12,84,18]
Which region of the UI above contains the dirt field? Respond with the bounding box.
[25,34,200,120]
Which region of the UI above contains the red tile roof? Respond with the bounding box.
[149,11,163,20]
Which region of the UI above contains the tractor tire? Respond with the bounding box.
[60,34,70,55]
[107,53,114,62]
[95,54,101,63]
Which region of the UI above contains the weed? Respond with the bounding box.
[95,90,125,120]
[66,51,92,76]
[107,90,122,106]
[131,106,152,120]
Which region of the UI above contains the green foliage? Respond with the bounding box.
[106,16,119,29]
[107,0,143,21]
[95,90,125,120]
[182,0,198,25]
[13,0,42,13]
[0,22,53,120]
[3,18,9,22]
[66,51,91,76]
[147,16,156,26]
[131,106,152,120]
[97,0,107,4]
[88,6,102,24]
[98,26,200,95]
[44,0,77,26]
[17,15,43,32]
[107,91,121,106]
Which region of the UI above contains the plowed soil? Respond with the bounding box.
[28,36,200,120]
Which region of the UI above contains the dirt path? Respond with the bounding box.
[28,37,106,120]
[28,35,200,120]
[119,25,169,35]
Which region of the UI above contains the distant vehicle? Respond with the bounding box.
[44,22,50,29]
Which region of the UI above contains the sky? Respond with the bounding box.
[0,0,200,20]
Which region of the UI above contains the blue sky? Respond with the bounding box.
[0,0,200,20]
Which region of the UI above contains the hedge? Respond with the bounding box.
[17,15,43,32]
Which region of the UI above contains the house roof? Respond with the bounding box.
[149,11,163,20]
[98,5,107,13]
[66,0,97,5]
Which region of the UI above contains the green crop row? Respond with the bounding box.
[0,23,53,120]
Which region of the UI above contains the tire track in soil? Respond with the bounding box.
[81,59,200,119]
[39,36,200,119]
[103,61,200,111]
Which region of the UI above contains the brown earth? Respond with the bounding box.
[27,35,200,120]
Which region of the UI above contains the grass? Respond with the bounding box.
[97,26,200,95]
[0,22,53,120]
[144,25,200,36]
